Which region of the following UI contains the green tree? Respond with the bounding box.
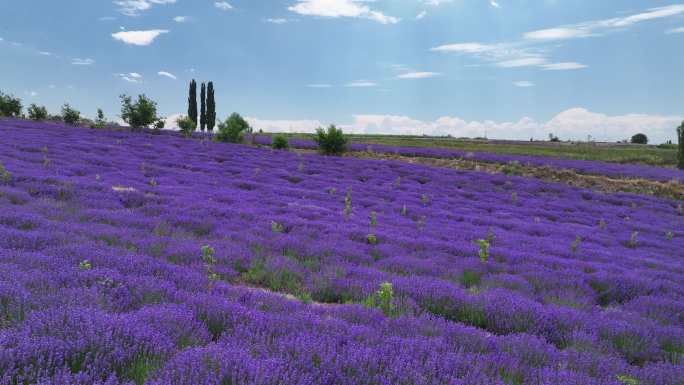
[200,82,206,131]
[93,108,107,128]
[188,79,197,125]
[0,92,22,117]
[678,121,684,170]
[216,113,250,143]
[206,82,216,131]
[177,115,196,137]
[314,124,348,155]
[630,133,648,144]
[120,94,160,130]
[61,104,81,126]
[27,104,48,121]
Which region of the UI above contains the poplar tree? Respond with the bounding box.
[188,79,197,125]
[678,121,684,170]
[200,82,206,131]
[206,81,216,132]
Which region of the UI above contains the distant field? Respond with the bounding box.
[275,133,679,166]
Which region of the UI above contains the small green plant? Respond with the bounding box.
[501,160,523,176]
[201,245,219,282]
[272,134,289,150]
[326,187,337,195]
[314,124,348,155]
[148,178,158,187]
[370,211,377,228]
[628,231,639,248]
[0,163,11,184]
[27,104,48,121]
[616,374,640,385]
[420,194,429,206]
[177,116,196,137]
[599,219,607,230]
[344,189,352,216]
[366,234,378,245]
[476,239,490,263]
[571,235,582,253]
[79,260,92,271]
[417,215,427,231]
[271,221,285,233]
[365,282,397,317]
[666,231,674,241]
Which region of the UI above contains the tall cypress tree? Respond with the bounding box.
[200,82,206,132]
[206,81,216,132]
[188,79,197,125]
[678,121,684,170]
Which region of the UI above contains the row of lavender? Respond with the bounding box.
[1,119,683,384]
[253,135,684,183]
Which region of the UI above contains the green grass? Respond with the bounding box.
[264,133,679,166]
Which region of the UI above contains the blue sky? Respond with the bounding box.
[1,0,683,142]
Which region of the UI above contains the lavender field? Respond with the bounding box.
[1,119,684,385]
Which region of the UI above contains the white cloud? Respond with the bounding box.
[173,16,187,23]
[513,81,534,87]
[265,18,290,24]
[72,58,95,65]
[307,84,332,88]
[496,57,547,68]
[524,4,684,41]
[397,72,442,79]
[98,16,117,21]
[38,51,52,56]
[416,11,427,20]
[422,0,452,5]
[114,0,176,16]
[541,62,587,71]
[215,1,233,11]
[247,117,325,133]
[666,27,684,34]
[158,71,177,79]
[430,42,497,53]
[490,1,500,8]
[288,0,400,24]
[117,72,143,83]
[112,29,169,45]
[345,80,377,87]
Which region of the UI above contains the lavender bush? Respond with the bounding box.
[0,118,683,384]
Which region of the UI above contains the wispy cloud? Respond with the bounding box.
[541,62,587,71]
[72,58,95,66]
[173,16,188,23]
[524,4,684,41]
[265,18,291,24]
[513,81,534,87]
[307,84,331,88]
[117,72,143,83]
[215,1,233,11]
[345,80,377,87]
[288,0,399,24]
[114,0,176,16]
[397,72,442,79]
[416,11,427,20]
[490,1,500,9]
[666,26,684,34]
[158,71,177,79]
[112,29,169,46]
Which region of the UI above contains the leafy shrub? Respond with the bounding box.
[271,221,285,233]
[120,94,160,130]
[79,260,92,271]
[61,104,81,126]
[176,116,196,137]
[216,113,250,143]
[476,239,490,263]
[548,133,560,142]
[0,162,12,184]
[314,125,348,155]
[630,133,648,145]
[365,282,398,317]
[27,104,48,121]
[272,134,289,150]
[0,91,22,117]
[201,245,219,282]
[366,234,378,245]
